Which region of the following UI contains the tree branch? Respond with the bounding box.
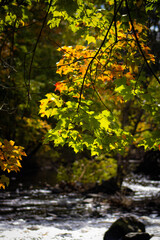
[125,0,160,84]
[114,0,118,43]
[27,0,53,101]
[77,0,124,110]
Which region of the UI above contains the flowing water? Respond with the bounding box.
[0,173,160,240]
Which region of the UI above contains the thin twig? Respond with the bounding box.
[93,85,111,111]
[114,0,118,43]
[27,0,53,101]
[134,61,145,90]
[77,0,124,111]
[32,56,94,69]
[0,58,17,72]
[125,0,160,84]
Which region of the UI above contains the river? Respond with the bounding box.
[0,173,160,240]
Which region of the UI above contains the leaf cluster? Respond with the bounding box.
[39,0,160,184]
[0,139,26,189]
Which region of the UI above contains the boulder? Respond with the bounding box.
[123,232,153,240]
[103,216,145,240]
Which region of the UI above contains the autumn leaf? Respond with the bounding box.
[85,35,96,44]
[55,82,68,92]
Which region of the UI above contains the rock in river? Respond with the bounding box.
[103,215,146,240]
[122,232,152,240]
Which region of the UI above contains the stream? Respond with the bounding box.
[0,173,160,240]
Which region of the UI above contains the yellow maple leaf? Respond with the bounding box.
[85,35,96,45]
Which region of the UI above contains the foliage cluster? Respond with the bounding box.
[0,0,160,187]
[39,0,160,183]
[0,139,26,188]
[40,2,160,151]
[0,0,62,188]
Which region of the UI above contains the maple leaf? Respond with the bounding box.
[85,35,96,45]
[55,82,68,92]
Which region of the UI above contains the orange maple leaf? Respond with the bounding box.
[55,82,68,92]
